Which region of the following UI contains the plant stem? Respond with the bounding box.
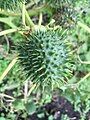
[25,9,35,27]
[22,0,26,26]
[77,72,90,85]
[24,80,28,103]
[38,12,43,26]
[0,93,15,100]
[0,28,19,36]
[78,55,90,64]
[0,57,18,81]
[27,84,36,96]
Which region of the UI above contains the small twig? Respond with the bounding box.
[78,55,90,64]
[77,72,90,85]
[60,72,90,90]
[22,0,26,26]
[24,80,28,103]
[0,93,15,100]
[38,12,42,26]
[4,99,14,102]
[27,83,36,97]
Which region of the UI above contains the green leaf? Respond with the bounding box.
[37,113,45,118]
[86,51,90,61]
[48,115,54,120]
[13,99,25,110]
[25,101,36,115]
[0,0,23,10]
[0,117,6,120]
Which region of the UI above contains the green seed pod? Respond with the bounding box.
[0,0,22,10]
[45,0,71,8]
[17,30,75,88]
[53,6,77,28]
[45,0,80,8]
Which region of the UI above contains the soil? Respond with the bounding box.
[0,92,90,120]
[28,96,81,120]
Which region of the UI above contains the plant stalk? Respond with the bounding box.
[0,57,18,81]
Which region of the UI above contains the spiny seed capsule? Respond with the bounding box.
[17,30,75,86]
[53,6,77,28]
[0,0,22,10]
[45,0,71,8]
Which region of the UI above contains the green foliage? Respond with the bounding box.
[0,0,22,10]
[61,114,70,120]
[53,6,76,28]
[17,30,75,88]
[45,0,72,8]
[25,101,36,114]
[13,99,25,110]
[0,117,6,120]
[0,0,90,119]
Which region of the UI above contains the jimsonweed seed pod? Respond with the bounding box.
[17,30,75,87]
[53,6,77,28]
[45,0,72,8]
[0,0,22,10]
